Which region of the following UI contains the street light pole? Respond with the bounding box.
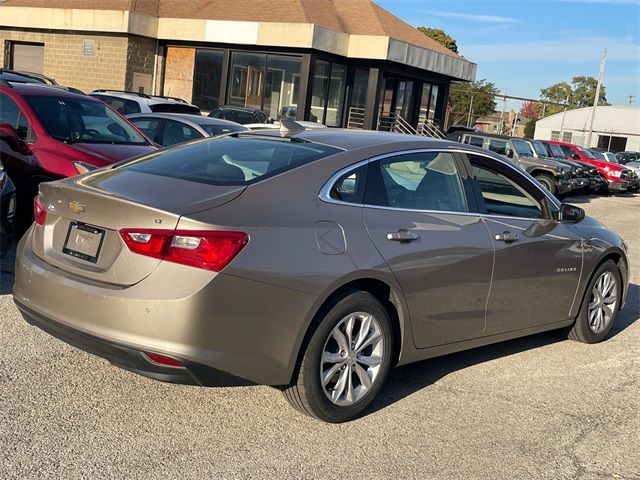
[559,96,570,140]
[467,95,475,128]
[586,48,607,147]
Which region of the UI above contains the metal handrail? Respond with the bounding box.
[347,106,445,139]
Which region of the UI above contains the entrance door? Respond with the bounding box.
[245,66,263,110]
[362,150,494,348]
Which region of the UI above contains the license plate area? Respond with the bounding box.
[62,222,105,263]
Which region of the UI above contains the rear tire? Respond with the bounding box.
[535,174,557,196]
[566,260,622,343]
[283,291,393,423]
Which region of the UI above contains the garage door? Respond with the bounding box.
[11,43,45,74]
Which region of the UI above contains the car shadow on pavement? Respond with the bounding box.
[367,282,640,418]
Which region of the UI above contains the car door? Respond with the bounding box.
[0,93,38,187]
[463,153,582,334]
[362,150,494,348]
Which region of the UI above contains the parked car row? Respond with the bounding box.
[451,130,638,196]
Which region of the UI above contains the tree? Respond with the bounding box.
[417,27,458,54]
[540,76,608,116]
[448,80,499,126]
[524,119,536,138]
[519,101,542,120]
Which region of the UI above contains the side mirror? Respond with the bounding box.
[506,148,514,158]
[0,123,19,151]
[571,154,580,160]
[556,203,585,223]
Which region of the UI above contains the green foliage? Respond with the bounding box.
[417,27,459,54]
[540,76,608,116]
[448,80,499,126]
[524,119,536,138]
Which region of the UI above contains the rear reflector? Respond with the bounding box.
[34,195,47,226]
[119,229,248,272]
[142,352,186,369]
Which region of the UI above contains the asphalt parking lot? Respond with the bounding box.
[1,193,639,480]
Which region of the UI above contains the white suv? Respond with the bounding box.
[90,90,200,116]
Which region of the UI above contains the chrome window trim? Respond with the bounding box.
[319,147,562,219]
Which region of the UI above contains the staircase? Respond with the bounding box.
[346,107,445,139]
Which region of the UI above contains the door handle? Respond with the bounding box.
[494,231,519,243]
[387,229,419,243]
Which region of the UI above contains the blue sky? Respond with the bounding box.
[376,0,640,106]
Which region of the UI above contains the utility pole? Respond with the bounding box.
[467,95,475,127]
[511,111,519,136]
[586,48,607,147]
[499,89,507,133]
[559,96,570,140]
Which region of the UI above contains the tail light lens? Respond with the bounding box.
[142,352,185,369]
[119,229,248,272]
[33,195,47,225]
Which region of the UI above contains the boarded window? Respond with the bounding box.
[11,43,44,74]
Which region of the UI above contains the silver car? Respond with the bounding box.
[14,130,630,422]
[127,113,248,147]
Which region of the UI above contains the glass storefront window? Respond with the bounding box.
[310,60,346,126]
[265,55,302,120]
[192,49,224,112]
[228,52,266,112]
[326,64,346,127]
[429,84,439,122]
[226,52,301,121]
[419,83,440,124]
[310,60,330,124]
[351,69,369,110]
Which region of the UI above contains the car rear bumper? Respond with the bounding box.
[13,229,318,386]
[16,300,253,387]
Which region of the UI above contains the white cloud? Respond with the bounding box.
[463,36,640,63]
[417,10,520,24]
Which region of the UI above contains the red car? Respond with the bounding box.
[545,140,628,193]
[0,82,155,229]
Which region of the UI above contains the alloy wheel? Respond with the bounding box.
[320,312,385,406]
[588,271,618,334]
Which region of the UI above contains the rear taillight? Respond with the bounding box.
[119,229,248,272]
[34,195,47,225]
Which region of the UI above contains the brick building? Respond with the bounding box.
[1,0,477,129]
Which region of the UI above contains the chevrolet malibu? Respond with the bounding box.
[14,130,629,423]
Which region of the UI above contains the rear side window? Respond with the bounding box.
[162,120,202,146]
[130,117,162,142]
[364,152,467,212]
[330,165,367,204]
[121,136,341,185]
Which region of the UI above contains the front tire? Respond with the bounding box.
[283,291,393,423]
[535,174,558,195]
[566,260,622,343]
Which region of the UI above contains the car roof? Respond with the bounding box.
[236,129,448,151]
[213,105,261,113]
[127,112,246,128]
[91,90,196,106]
[1,82,89,98]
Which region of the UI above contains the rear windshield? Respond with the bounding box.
[120,136,341,185]
[210,110,255,124]
[199,123,247,136]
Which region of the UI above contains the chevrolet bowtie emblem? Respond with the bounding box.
[69,201,86,214]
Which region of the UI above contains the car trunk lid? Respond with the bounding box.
[32,169,245,286]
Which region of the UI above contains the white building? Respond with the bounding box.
[534,105,640,152]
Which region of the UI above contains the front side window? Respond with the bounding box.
[470,159,543,219]
[548,143,565,158]
[364,152,467,212]
[560,145,577,159]
[511,138,533,157]
[463,136,484,148]
[162,120,202,146]
[488,139,508,155]
[129,117,162,142]
[25,95,148,145]
[578,147,596,159]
